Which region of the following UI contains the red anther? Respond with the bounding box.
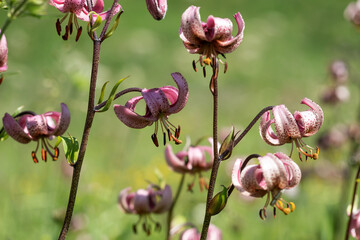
[192,60,197,72]
[175,125,181,138]
[273,207,277,218]
[167,129,171,141]
[151,133,159,147]
[203,67,206,78]
[69,22,73,35]
[31,151,39,163]
[53,147,59,161]
[41,148,47,162]
[62,26,69,40]
[163,132,167,145]
[56,19,62,36]
[75,27,82,42]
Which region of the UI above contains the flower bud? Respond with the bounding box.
[208,185,228,216]
[219,127,235,160]
[0,32,8,73]
[146,0,167,20]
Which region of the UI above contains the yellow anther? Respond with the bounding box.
[203,58,212,65]
[289,202,295,212]
[276,200,284,210]
[281,208,291,215]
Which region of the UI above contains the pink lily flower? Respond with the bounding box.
[345,0,360,27]
[180,224,222,240]
[118,184,172,234]
[146,0,167,20]
[232,152,301,219]
[260,98,324,161]
[2,103,71,163]
[0,32,8,75]
[165,138,214,191]
[49,0,121,41]
[114,72,189,147]
[179,6,244,70]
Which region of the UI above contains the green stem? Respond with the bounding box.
[166,174,186,240]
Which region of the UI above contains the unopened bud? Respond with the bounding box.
[219,126,235,160]
[208,185,228,216]
[146,0,167,20]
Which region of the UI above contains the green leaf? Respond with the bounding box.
[87,11,102,36]
[103,10,123,40]
[97,76,129,112]
[59,135,79,166]
[97,81,109,104]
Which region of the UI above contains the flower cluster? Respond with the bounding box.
[260,98,324,161]
[2,103,70,163]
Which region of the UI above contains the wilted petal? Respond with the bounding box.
[2,113,32,143]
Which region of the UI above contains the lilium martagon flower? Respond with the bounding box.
[0,31,7,84]
[49,0,122,41]
[118,184,172,235]
[260,98,324,161]
[179,5,245,74]
[114,72,189,147]
[146,0,167,21]
[232,152,301,219]
[2,103,70,163]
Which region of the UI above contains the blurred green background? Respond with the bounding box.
[0,0,359,239]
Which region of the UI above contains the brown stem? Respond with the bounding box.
[166,174,186,240]
[344,165,360,240]
[200,58,219,240]
[58,39,101,240]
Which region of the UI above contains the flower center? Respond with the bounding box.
[56,13,83,41]
[151,115,182,147]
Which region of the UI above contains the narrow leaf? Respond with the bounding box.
[97,76,129,112]
[97,81,110,104]
[103,10,123,40]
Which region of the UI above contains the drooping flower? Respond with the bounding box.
[345,0,360,27]
[114,72,189,147]
[179,5,244,72]
[0,31,8,78]
[260,98,324,161]
[232,152,301,219]
[179,224,222,240]
[118,184,172,235]
[165,138,214,191]
[2,103,70,163]
[49,0,121,41]
[146,0,167,20]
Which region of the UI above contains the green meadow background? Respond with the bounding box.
[0,0,359,239]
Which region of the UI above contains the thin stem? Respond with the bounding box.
[200,59,219,240]
[345,165,360,240]
[166,174,186,240]
[58,39,101,240]
[94,87,142,111]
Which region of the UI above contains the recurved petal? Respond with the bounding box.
[168,72,189,114]
[118,187,136,214]
[114,104,154,129]
[259,110,282,146]
[142,88,170,117]
[212,16,233,41]
[52,103,71,136]
[152,185,172,213]
[2,113,32,143]
[165,144,189,173]
[180,6,206,44]
[133,189,152,214]
[273,105,301,142]
[259,153,288,190]
[274,152,301,188]
[294,98,324,137]
[92,0,104,13]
